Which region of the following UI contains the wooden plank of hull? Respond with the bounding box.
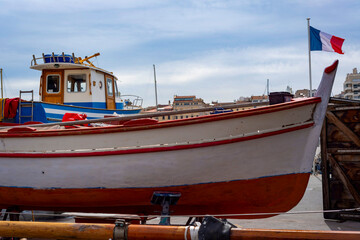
[0,173,310,219]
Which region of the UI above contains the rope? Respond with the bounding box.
[185,222,200,240]
[1,207,359,219]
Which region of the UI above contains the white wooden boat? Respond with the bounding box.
[0,60,339,219]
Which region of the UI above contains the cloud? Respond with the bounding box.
[113,43,357,106]
[0,0,359,107]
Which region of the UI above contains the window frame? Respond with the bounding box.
[106,77,114,97]
[67,74,87,93]
[46,74,61,94]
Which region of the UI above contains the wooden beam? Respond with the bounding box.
[320,120,331,215]
[0,221,113,239]
[85,59,96,67]
[326,111,360,147]
[79,53,100,64]
[328,154,360,205]
[335,106,360,111]
[330,97,360,106]
[0,221,360,240]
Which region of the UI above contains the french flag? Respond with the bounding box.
[310,26,345,54]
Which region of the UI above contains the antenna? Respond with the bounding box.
[0,68,3,99]
[153,64,159,111]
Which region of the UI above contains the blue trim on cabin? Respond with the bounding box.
[64,102,125,109]
[116,102,124,109]
[12,102,140,123]
[40,102,140,122]
[65,102,107,109]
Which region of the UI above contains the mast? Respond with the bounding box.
[307,18,313,97]
[153,64,159,111]
[0,68,3,99]
[267,79,269,96]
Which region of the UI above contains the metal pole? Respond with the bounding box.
[0,68,3,99]
[267,79,269,96]
[153,64,159,111]
[307,18,313,97]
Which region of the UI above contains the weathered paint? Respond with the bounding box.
[0,173,311,218]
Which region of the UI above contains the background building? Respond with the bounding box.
[343,68,360,100]
[294,89,316,98]
[172,95,209,120]
[250,95,268,103]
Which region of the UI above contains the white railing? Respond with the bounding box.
[119,95,143,109]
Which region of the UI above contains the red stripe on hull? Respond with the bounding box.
[0,173,310,219]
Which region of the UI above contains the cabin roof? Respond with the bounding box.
[30,63,118,80]
[30,53,117,80]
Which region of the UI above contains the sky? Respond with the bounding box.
[0,0,359,107]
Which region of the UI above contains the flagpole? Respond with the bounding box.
[307,18,312,97]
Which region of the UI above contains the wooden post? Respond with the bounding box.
[320,116,332,219]
[329,154,360,205]
[32,55,37,65]
[51,52,56,62]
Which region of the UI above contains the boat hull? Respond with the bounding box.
[0,173,310,219]
[0,123,314,218]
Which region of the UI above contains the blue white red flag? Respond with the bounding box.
[310,26,345,54]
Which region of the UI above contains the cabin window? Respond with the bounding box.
[107,78,113,96]
[46,75,60,93]
[115,82,120,97]
[67,74,87,93]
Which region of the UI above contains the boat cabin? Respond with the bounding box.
[31,53,123,110]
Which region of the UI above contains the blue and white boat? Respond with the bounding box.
[12,53,142,123]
